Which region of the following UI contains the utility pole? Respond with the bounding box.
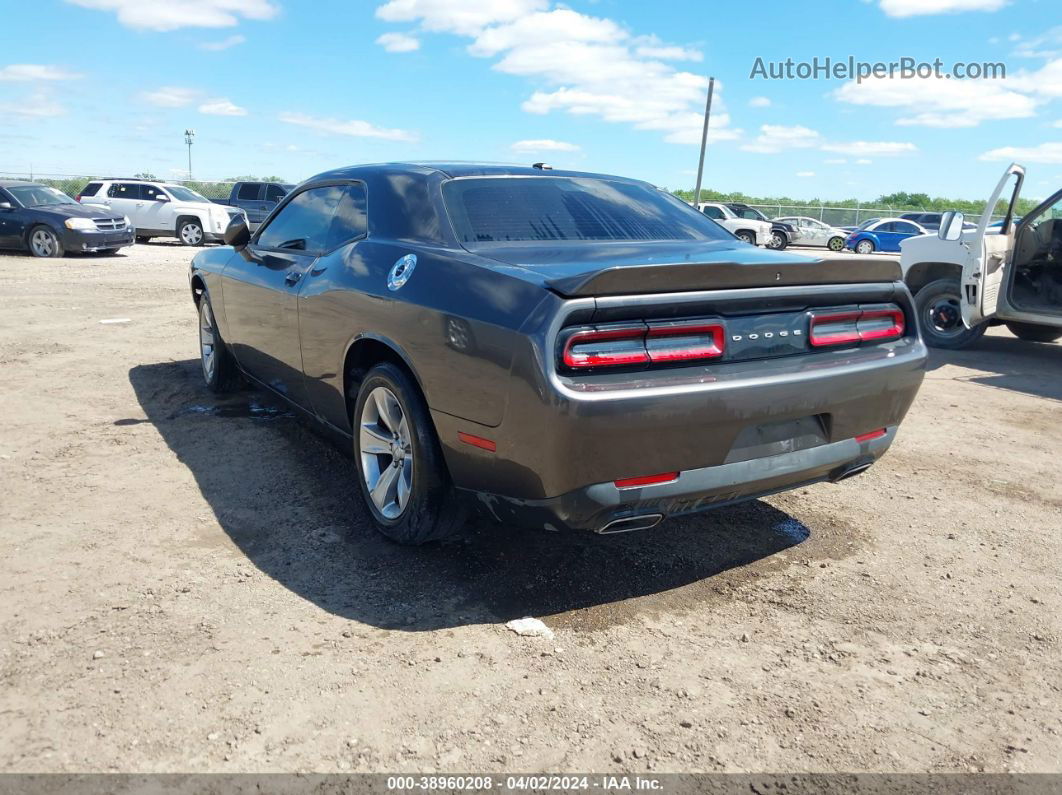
[184,129,195,180]
[692,76,715,207]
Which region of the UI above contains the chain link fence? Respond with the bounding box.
[0,173,238,200]
[748,203,994,227]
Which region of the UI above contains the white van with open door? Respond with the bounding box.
[899,163,1062,349]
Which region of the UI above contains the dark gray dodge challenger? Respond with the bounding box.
[189,162,927,544]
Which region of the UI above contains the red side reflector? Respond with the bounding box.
[854,428,887,443]
[614,472,679,489]
[458,431,496,452]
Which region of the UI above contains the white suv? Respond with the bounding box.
[77,179,244,246]
[694,202,772,246]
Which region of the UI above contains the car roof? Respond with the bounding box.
[305,161,649,185]
[0,179,43,188]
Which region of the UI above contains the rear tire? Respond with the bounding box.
[915,278,988,349]
[28,225,63,258]
[353,363,466,545]
[855,239,875,254]
[1005,322,1062,343]
[827,236,845,252]
[198,292,239,392]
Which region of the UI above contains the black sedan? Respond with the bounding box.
[0,180,133,257]
[190,163,927,544]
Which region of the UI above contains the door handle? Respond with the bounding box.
[285,271,302,286]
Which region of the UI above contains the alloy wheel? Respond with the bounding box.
[31,229,55,257]
[199,300,216,382]
[359,386,413,520]
[181,223,204,246]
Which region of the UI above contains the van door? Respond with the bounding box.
[962,163,1024,326]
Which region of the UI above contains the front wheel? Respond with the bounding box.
[827,236,845,252]
[353,363,466,545]
[735,230,756,245]
[767,231,787,250]
[178,219,205,247]
[915,278,987,349]
[854,239,875,255]
[1005,322,1062,343]
[28,225,63,258]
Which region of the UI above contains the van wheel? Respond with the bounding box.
[353,363,466,545]
[915,278,987,349]
[1005,322,1062,343]
[178,220,205,247]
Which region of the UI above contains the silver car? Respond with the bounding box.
[775,216,849,252]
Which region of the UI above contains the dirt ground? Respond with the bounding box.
[1,242,1059,774]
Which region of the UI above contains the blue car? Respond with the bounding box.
[845,217,928,254]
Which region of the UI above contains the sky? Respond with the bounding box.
[0,0,1060,202]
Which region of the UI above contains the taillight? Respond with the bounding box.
[646,320,725,363]
[562,324,650,368]
[809,305,905,347]
[560,319,726,370]
[614,472,679,489]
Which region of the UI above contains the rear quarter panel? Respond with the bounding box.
[296,239,549,432]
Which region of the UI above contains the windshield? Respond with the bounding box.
[166,185,210,203]
[8,185,78,207]
[443,177,731,244]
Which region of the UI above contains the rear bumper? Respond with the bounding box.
[470,428,893,532]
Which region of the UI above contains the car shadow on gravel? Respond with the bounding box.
[129,360,813,632]
[926,335,1062,401]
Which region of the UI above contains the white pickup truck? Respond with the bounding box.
[695,202,772,246]
[899,163,1062,348]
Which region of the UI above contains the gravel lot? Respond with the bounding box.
[1,242,1059,774]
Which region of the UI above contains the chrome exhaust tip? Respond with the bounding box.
[597,514,664,534]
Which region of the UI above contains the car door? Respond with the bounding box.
[872,222,900,250]
[890,221,923,251]
[104,182,144,226]
[137,184,172,233]
[0,187,24,248]
[961,163,1025,326]
[802,219,829,246]
[221,183,345,405]
[235,183,266,228]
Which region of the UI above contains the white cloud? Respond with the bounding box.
[741,124,821,153]
[796,171,815,178]
[376,32,420,52]
[1008,58,1062,99]
[856,158,873,164]
[834,75,1038,127]
[199,98,247,116]
[200,34,246,50]
[278,112,418,142]
[66,0,278,31]
[0,64,83,81]
[376,2,735,145]
[748,96,771,108]
[1012,26,1062,59]
[141,86,200,107]
[1054,120,1062,128]
[820,140,918,156]
[979,142,1062,164]
[511,139,580,152]
[824,158,847,164]
[0,92,65,118]
[878,0,1007,17]
[376,0,547,36]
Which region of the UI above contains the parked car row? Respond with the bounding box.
[0,177,293,257]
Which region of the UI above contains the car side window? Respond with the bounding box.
[701,206,723,220]
[894,221,919,234]
[877,222,897,233]
[256,184,344,253]
[327,183,368,249]
[237,183,261,201]
[80,182,102,197]
[142,184,163,201]
[108,182,141,200]
[265,184,286,203]
[0,188,13,204]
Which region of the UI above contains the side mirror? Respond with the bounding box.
[0,201,12,210]
[153,193,169,202]
[223,215,251,249]
[939,211,965,241]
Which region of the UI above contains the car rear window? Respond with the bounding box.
[80,182,102,197]
[443,177,728,244]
